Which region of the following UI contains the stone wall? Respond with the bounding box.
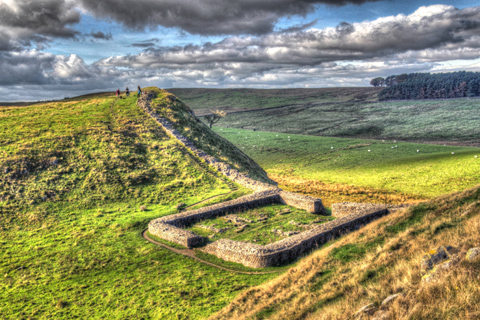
[332,202,411,217]
[152,190,279,226]
[147,188,328,249]
[202,206,391,268]
[332,202,387,217]
[141,89,397,267]
[149,222,205,248]
[148,190,281,247]
[279,191,325,214]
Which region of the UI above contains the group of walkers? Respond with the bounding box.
[116,86,142,98]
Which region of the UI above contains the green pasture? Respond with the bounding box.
[213,128,480,198]
[212,98,480,142]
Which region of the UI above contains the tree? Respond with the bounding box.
[204,110,226,128]
[370,77,385,87]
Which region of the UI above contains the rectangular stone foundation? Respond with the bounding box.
[148,189,326,249]
[202,207,390,268]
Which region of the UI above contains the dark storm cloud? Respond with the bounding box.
[90,31,113,40]
[77,0,381,35]
[278,20,319,33]
[130,38,161,48]
[0,0,80,51]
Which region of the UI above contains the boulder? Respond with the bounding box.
[371,310,390,320]
[381,293,402,306]
[421,246,453,273]
[466,248,480,261]
[421,246,458,283]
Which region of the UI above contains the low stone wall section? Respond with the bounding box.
[151,189,280,228]
[280,191,325,215]
[202,206,391,268]
[332,202,411,217]
[149,222,205,248]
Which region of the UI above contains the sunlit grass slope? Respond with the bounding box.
[0,92,278,319]
[214,128,480,202]
[211,186,480,320]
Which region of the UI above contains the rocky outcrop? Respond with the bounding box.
[421,246,458,283]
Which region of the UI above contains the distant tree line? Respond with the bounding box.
[369,71,480,100]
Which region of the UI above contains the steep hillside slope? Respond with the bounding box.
[211,185,480,320]
[145,87,274,183]
[0,90,278,319]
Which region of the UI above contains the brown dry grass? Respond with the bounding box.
[210,185,480,320]
[271,174,425,207]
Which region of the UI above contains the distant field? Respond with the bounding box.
[169,87,381,116]
[209,98,480,144]
[213,128,480,202]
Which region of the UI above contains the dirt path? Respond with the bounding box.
[142,229,282,275]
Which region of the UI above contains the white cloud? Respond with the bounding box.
[2,4,480,100]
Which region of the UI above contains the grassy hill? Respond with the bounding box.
[168,87,381,116]
[169,88,480,145]
[0,89,277,319]
[147,87,273,183]
[211,185,480,320]
[2,87,479,319]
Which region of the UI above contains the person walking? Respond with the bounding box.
[125,87,130,97]
[137,86,142,97]
[116,88,120,98]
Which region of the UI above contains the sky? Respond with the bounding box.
[2,0,480,101]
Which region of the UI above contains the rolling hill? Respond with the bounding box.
[170,88,480,145]
[0,88,276,319]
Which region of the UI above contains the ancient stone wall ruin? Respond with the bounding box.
[141,90,397,268]
[279,190,324,213]
[332,202,411,217]
[202,206,390,268]
[148,189,324,250]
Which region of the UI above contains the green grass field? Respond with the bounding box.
[213,128,480,200]
[0,92,278,319]
[2,87,480,319]
[170,88,480,144]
